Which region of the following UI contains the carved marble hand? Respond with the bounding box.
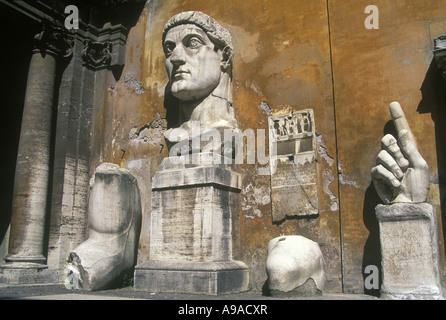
[371,102,430,204]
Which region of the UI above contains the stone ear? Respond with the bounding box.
[221,45,233,72]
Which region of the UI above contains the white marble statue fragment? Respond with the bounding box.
[65,163,142,291]
[266,235,326,296]
[371,102,443,299]
[162,11,238,152]
[371,101,430,204]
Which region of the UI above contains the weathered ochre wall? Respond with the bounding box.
[329,0,446,292]
[92,0,446,293]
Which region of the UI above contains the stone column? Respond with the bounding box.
[0,23,72,283]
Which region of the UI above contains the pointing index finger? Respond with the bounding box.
[389,101,416,147]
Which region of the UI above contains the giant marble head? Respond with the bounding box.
[162,11,238,151]
[162,11,234,102]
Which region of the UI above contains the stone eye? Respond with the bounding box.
[164,42,175,56]
[187,37,202,49]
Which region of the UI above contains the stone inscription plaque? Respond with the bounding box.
[376,203,444,299]
[268,109,319,222]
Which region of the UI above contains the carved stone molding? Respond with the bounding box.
[81,40,112,70]
[434,35,446,79]
[33,21,74,58]
[76,24,128,75]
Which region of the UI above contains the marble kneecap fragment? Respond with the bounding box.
[266,235,326,297]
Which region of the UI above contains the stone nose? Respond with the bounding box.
[169,45,187,66]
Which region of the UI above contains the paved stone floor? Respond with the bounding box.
[0,283,378,300]
[3,283,439,319]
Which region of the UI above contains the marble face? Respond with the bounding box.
[164,24,224,102]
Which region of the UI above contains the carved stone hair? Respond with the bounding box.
[162,11,234,68]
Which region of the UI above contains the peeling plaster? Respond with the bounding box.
[128,159,143,169]
[316,133,334,167]
[258,101,272,116]
[129,113,166,146]
[322,169,339,211]
[242,183,271,219]
[337,161,359,188]
[123,72,145,94]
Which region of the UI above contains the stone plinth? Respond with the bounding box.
[0,265,58,285]
[135,261,249,295]
[134,154,249,295]
[376,203,444,300]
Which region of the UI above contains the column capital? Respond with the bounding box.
[33,21,74,58]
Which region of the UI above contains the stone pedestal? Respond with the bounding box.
[134,154,249,295]
[376,203,444,300]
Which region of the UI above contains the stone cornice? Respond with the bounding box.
[2,0,129,70]
[0,0,63,23]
